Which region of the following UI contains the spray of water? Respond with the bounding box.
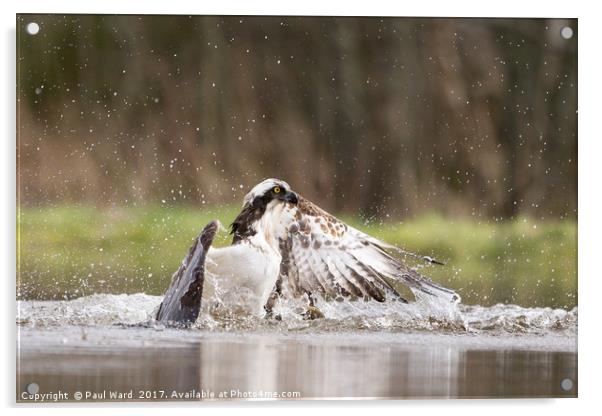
[17,291,576,336]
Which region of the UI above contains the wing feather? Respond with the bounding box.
[290,244,322,294]
[280,197,460,304]
[329,248,382,300]
[321,254,361,297]
[304,242,338,295]
[299,249,329,295]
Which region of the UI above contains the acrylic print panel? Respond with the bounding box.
[16,14,577,402]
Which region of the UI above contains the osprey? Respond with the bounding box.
[156,178,460,324]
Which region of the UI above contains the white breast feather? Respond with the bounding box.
[204,239,281,315]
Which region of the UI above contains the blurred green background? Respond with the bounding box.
[17,15,577,308]
[18,205,576,308]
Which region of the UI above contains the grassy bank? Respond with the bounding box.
[17,206,577,309]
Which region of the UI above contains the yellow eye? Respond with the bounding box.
[273,186,281,194]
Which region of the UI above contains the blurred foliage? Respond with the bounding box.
[17,15,577,220]
[18,206,576,309]
[16,15,577,308]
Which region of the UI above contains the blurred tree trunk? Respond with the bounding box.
[17,15,577,220]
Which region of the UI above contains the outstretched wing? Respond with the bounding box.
[279,197,460,304]
[156,221,219,325]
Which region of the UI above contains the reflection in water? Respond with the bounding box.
[17,335,577,401]
[457,350,577,398]
[197,340,464,398]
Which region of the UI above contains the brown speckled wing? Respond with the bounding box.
[279,196,460,304]
[281,197,405,302]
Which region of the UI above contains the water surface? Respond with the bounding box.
[17,294,577,401]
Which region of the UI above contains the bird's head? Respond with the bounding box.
[231,178,299,244]
[242,178,299,208]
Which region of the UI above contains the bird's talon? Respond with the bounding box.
[302,306,324,320]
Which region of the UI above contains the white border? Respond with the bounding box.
[5,0,583,17]
[3,1,600,415]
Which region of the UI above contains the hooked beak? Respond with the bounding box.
[282,191,299,205]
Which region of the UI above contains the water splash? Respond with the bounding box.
[17,293,160,327]
[16,293,577,336]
